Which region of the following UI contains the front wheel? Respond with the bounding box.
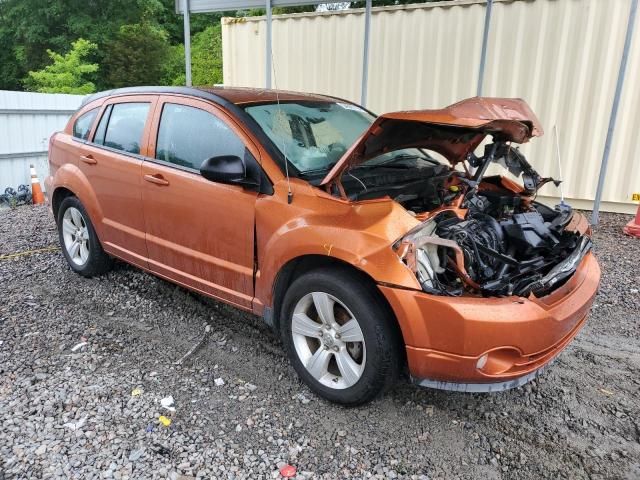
[280,268,401,406]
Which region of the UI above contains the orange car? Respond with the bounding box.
[46,87,600,405]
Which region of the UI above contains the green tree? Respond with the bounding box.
[163,43,187,86]
[0,0,148,90]
[104,22,171,88]
[163,25,224,87]
[26,38,98,94]
[192,25,223,86]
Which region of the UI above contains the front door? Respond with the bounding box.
[141,96,259,309]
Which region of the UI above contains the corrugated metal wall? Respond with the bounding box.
[222,0,639,213]
[0,90,84,193]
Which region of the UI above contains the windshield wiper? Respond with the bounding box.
[298,161,338,177]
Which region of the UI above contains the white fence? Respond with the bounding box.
[222,0,640,214]
[0,90,84,194]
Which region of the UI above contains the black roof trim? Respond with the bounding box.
[81,86,235,108]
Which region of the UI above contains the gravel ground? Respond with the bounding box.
[0,204,639,480]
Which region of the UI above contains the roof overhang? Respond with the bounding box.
[176,0,347,14]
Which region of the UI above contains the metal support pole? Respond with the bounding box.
[266,0,272,88]
[476,0,493,96]
[360,0,372,106]
[592,0,637,225]
[183,0,192,86]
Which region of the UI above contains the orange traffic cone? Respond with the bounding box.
[30,164,45,205]
[623,204,640,238]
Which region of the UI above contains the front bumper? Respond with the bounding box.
[379,252,600,390]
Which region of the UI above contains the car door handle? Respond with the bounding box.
[144,174,170,186]
[80,154,97,165]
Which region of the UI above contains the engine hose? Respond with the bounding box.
[497,246,516,277]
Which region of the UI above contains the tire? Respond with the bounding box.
[280,267,401,406]
[57,196,113,277]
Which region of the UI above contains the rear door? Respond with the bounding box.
[79,96,158,268]
[141,95,259,309]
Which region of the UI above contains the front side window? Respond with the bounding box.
[72,108,98,140]
[155,103,245,170]
[100,102,150,154]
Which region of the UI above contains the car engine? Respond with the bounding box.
[397,142,592,298]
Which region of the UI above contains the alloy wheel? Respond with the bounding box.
[291,292,366,389]
[61,207,90,266]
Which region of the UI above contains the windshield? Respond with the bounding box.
[243,101,436,175]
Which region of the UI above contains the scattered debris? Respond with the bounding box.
[599,388,614,396]
[71,342,88,352]
[160,395,176,412]
[158,416,172,427]
[214,377,225,387]
[245,383,257,392]
[131,387,143,397]
[279,464,297,478]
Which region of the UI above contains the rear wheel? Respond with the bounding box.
[57,196,112,277]
[280,268,401,406]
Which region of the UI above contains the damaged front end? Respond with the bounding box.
[398,196,592,297]
[396,140,592,298]
[321,97,593,299]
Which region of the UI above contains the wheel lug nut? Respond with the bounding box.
[333,346,339,352]
[335,333,341,339]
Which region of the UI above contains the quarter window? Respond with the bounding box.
[93,105,112,145]
[99,102,150,154]
[72,108,98,140]
[155,103,245,170]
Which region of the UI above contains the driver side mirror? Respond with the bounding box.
[200,155,259,190]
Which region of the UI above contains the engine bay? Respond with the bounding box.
[384,140,593,298]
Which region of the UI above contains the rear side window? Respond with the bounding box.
[97,102,150,154]
[155,103,245,170]
[72,108,98,140]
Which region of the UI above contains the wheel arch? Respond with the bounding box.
[270,254,407,369]
[51,186,75,219]
[49,164,105,238]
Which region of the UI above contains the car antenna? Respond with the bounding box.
[271,49,293,204]
[553,124,567,208]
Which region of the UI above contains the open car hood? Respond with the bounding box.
[320,97,543,187]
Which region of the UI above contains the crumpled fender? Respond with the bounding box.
[254,181,422,308]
